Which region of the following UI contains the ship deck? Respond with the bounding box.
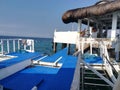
[0,47,105,90]
[0,48,78,90]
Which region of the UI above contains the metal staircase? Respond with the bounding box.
[80,65,112,90]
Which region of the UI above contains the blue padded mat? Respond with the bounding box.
[0,73,43,90]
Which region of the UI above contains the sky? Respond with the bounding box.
[0,0,99,38]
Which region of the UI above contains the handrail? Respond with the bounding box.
[103,54,118,77]
[70,51,81,90]
[100,41,117,83]
[0,39,34,54]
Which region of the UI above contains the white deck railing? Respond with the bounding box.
[0,39,34,55]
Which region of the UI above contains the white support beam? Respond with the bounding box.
[18,40,20,50]
[13,40,16,52]
[1,40,4,55]
[78,19,82,33]
[111,12,118,38]
[7,40,10,53]
[87,19,90,37]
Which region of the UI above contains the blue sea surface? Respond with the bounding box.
[34,38,53,55]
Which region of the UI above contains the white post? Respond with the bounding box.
[24,40,26,51]
[89,27,92,38]
[29,41,32,52]
[78,19,82,34]
[90,38,92,55]
[78,19,82,51]
[18,40,20,50]
[81,38,84,54]
[13,40,16,52]
[1,40,4,55]
[111,12,118,38]
[87,19,91,37]
[7,39,10,53]
[24,45,26,51]
[32,40,34,52]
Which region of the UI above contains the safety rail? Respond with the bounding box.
[100,41,117,84]
[70,52,81,90]
[103,54,118,77]
[77,37,113,55]
[0,39,34,55]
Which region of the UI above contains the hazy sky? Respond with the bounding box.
[0,0,99,38]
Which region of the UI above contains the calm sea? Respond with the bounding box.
[34,38,54,55]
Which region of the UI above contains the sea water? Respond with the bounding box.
[34,38,53,55]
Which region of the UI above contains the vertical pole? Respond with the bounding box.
[53,30,57,53]
[87,19,91,37]
[29,40,32,52]
[24,40,26,51]
[32,40,35,52]
[90,40,92,55]
[18,39,20,50]
[13,40,16,52]
[1,39,4,55]
[111,12,118,38]
[7,39,10,53]
[78,19,82,36]
[89,27,92,38]
[24,45,26,51]
[53,43,57,53]
[81,38,84,54]
[67,43,70,54]
[78,19,82,51]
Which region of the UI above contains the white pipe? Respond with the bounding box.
[78,19,82,32]
[1,40,4,55]
[13,40,16,52]
[18,40,20,50]
[111,12,117,38]
[81,38,84,54]
[7,40,10,53]
[32,40,34,52]
[90,38,92,55]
